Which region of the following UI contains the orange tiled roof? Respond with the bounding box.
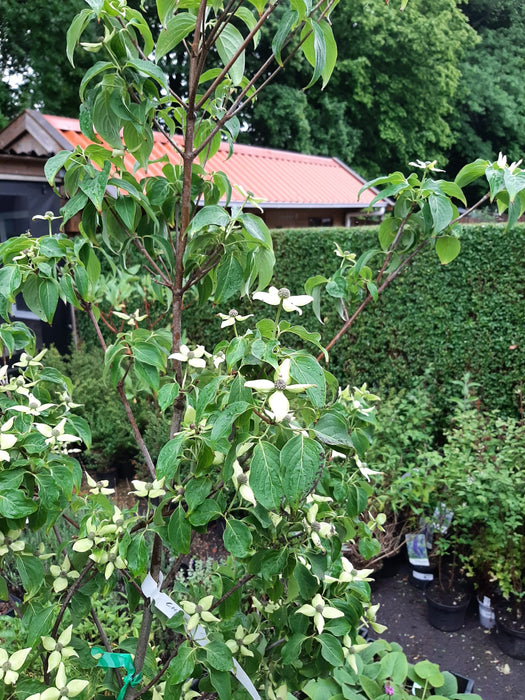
[43,114,379,209]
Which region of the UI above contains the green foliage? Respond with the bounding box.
[1,1,524,697]
[185,222,525,416]
[45,345,150,473]
[0,0,97,123]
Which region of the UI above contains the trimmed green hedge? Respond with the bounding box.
[184,223,525,415]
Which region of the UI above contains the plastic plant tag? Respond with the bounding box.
[142,572,261,700]
[91,647,142,700]
[405,533,430,567]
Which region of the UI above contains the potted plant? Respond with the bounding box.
[431,394,525,649]
[305,637,481,699]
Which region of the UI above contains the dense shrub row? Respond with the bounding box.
[66,223,524,471]
[185,223,525,417]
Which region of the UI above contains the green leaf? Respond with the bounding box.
[239,212,272,249]
[454,159,489,188]
[66,8,95,65]
[157,433,186,480]
[289,353,326,408]
[79,60,114,101]
[15,553,44,596]
[435,235,461,265]
[319,20,337,88]
[223,519,252,557]
[293,562,318,599]
[44,150,73,187]
[281,435,322,503]
[61,191,89,226]
[158,382,180,411]
[215,255,243,303]
[79,160,111,212]
[187,205,230,234]
[185,478,212,512]
[168,506,191,554]
[255,248,276,290]
[211,401,251,445]
[39,279,60,323]
[428,194,453,234]
[216,24,245,86]
[313,412,353,448]
[23,604,57,646]
[300,20,326,88]
[0,576,8,601]
[127,57,169,91]
[281,633,306,665]
[318,633,344,667]
[168,641,195,684]
[0,490,38,519]
[206,641,233,672]
[346,485,368,518]
[209,669,231,700]
[303,678,341,700]
[188,499,221,527]
[414,660,444,687]
[434,180,467,206]
[155,14,196,61]
[250,441,282,509]
[272,10,298,65]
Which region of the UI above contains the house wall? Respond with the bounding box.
[0,177,71,353]
[263,207,349,229]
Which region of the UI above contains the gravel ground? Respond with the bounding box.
[370,563,525,700]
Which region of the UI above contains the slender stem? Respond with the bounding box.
[211,573,255,611]
[196,1,280,110]
[375,204,415,285]
[450,191,490,226]
[126,533,164,699]
[83,302,157,478]
[91,607,123,688]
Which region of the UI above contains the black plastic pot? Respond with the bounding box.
[494,613,525,659]
[409,563,435,590]
[426,587,471,632]
[452,671,474,693]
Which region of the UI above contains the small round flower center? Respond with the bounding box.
[88,531,96,540]
[195,605,203,614]
[274,378,287,391]
[52,427,61,437]
[60,570,69,578]
[59,687,69,698]
[278,287,290,299]
[108,552,117,562]
[5,537,12,546]
[115,518,124,527]
[55,642,63,653]
[187,351,195,359]
[311,522,321,532]
[237,473,248,486]
[228,309,239,317]
[29,398,39,410]
[315,603,325,614]
[2,661,11,672]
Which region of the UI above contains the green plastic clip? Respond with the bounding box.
[91,646,143,700]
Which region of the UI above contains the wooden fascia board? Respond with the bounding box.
[0,109,72,157]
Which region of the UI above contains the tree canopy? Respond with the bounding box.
[1,0,524,179]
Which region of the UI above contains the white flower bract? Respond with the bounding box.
[244,358,314,422]
[252,286,313,314]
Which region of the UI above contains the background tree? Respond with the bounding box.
[241,0,475,177]
[446,0,525,175]
[0,0,96,128]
